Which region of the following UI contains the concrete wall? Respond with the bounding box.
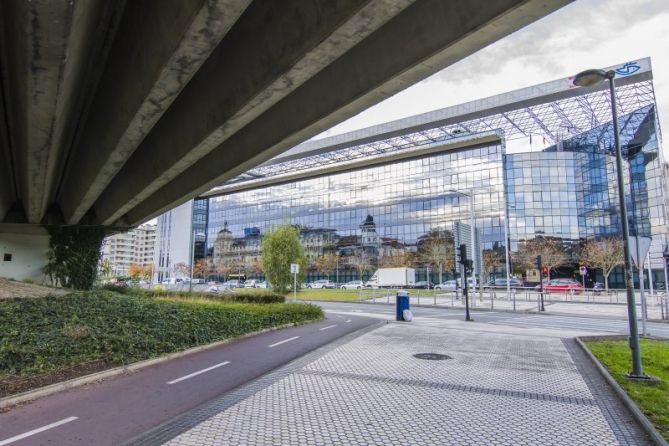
[0,232,50,283]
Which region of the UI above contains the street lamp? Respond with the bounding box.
[573,68,646,378]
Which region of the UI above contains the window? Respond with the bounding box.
[3,253,12,262]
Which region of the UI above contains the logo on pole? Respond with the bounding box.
[579,265,587,275]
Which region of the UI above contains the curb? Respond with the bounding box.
[575,336,668,446]
[0,320,321,410]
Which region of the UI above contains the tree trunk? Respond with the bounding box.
[604,272,609,292]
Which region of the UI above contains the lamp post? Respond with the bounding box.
[573,68,645,378]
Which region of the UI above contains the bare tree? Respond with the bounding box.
[193,258,207,278]
[580,236,624,291]
[419,232,454,284]
[516,236,568,278]
[315,253,338,280]
[378,251,413,268]
[348,252,373,280]
[173,262,190,278]
[482,249,505,281]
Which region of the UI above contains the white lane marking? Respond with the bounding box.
[166,361,230,385]
[345,319,351,323]
[319,324,337,331]
[268,336,300,348]
[0,416,78,446]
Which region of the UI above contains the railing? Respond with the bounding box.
[357,286,669,319]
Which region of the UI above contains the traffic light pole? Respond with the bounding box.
[458,244,472,321]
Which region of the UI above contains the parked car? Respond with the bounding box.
[222,279,242,288]
[435,280,458,291]
[255,281,269,289]
[244,279,259,288]
[308,280,336,289]
[483,278,525,289]
[535,278,584,294]
[412,281,434,289]
[593,282,605,293]
[340,280,366,289]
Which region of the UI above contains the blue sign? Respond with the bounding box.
[614,61,641,76]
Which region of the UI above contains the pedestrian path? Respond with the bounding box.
[134,318,651,445]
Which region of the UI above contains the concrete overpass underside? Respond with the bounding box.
[0,0,570,281]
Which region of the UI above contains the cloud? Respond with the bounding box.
[428,0,669,86]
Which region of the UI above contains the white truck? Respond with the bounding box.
[366,267,416,288]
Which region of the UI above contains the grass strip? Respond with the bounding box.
[585,338,669,441]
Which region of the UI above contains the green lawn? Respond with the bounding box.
[291,288,365,302]
[0,291,323,384]
[284,288,445,302]
[585,339,669,440]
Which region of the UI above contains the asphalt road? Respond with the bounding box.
[0,314,377,446]
[314,301,669,337]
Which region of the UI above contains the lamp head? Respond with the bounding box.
[573,68,611,87]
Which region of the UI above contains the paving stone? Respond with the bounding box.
[127,321,653,445]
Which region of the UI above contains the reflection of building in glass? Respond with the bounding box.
[162,58,667,287]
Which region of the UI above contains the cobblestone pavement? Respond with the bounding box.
[139,321,650,446]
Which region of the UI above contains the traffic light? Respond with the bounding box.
[542,266,549,275]
[458,244,468,265]
[535,255,542,271]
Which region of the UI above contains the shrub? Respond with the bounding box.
[0,291,321,376]
[146,290,285,304]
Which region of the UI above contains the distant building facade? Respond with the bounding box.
[101,224,156,276]
[161,58,669,287]
[153,201,193,283]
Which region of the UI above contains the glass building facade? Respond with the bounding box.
[206,140,506,282]
[183,58,667,287]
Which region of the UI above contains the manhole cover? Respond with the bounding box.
[413,353,452,360]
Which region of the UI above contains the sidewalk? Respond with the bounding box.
[131,318,652,445]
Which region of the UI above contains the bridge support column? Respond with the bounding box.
[0,225,108,289]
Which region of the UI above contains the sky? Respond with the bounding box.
[314,0,669,154]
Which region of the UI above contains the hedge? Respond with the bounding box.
[0,291,322,376]
[98,284,285,304]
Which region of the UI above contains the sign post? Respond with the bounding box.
[290,263,300,302]
[579,265,587,289]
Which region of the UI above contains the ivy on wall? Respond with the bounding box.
[44,226,107,290]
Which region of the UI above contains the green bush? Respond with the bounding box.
[147,290,285,304]
[97,286,285,304]
[0,291,322,376]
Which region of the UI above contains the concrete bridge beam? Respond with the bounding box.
[118,0,570,226]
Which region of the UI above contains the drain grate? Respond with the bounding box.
[413,353,452,360]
